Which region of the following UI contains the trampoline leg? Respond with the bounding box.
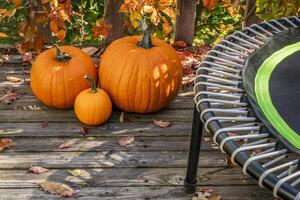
[184,106,203,194]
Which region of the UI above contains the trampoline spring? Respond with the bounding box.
[269,19,289,30]
[261,21,281,33]
[197,99,247,112]
[250,24,274,37]
[231,142,277,164]
[282,17,298,28]
[199,108,248,122]
[263,154,287,169]
[290,16,300,24]
[291,178,300,187]
[206,50,245,63]
[212,124,259,143]
[196,67,242,79]
[219,133,269,153]
[194,82,244,93]
[196,75,241,85]
[226,35,260,49]
[220,40,253,54]
[242,27,269,40]
[195,91,242,101]
[205,55,244,68]
[258,160,298,188]
[213,44,249,57]
[296,193,300,200]
[243,149,288,175]
[242,138,270,147]
[233,31,265,45]
[198,61,241,73]
[273,170,300,198]
[231,122,258,128]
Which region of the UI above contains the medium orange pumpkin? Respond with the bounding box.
[30,45,97,109]
[74,75,112,125]
[99,22,182,113]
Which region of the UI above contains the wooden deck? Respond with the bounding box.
[0,51,274,199]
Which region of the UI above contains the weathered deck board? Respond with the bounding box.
[0,136,219,152]
[0,151,226,169]
[0,186,273,200]
[0,167,256,188]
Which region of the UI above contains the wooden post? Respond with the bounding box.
[174,0,197,46]
[243,0,260,27]
[104,0,124,44]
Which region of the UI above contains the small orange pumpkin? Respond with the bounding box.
[74,75,112,125]
[99,21,182,113]
[30,45,97,109]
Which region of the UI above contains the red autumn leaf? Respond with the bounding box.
[0,88,24,104]
[28,166,48,174]
[58,141,73,149]
[50,20,59,34]
[0,138,13,152]
[39,181,75,197]
[92,18,113,39]
[153,120,174,128]
[81,127,89,137]
[203,0,217,11]
[118,135,135,146]
[172,41,187,48]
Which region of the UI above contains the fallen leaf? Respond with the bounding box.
[193,188,218,200]
[68,169,84,177]
[118,135,135,146]
[225,155,235,168]
[23,52,33,63]
[15,105,42,110]
[41,121,48,128]
[0,138,13,151]
[39,181,74,197]
[59,141,73,149]
[5,76,22,83]
[81,127,89,137]
[153,120,174,128]
[81,47,99,56]
[172,41,187,48]
[0,88,23,104]
[28,166,48,174]
[0,32,8,38]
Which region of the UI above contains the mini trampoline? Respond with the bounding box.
[184,16,300,200]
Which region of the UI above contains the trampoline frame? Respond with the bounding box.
[184,16,300,200]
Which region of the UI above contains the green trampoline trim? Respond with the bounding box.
[255,41,300,149]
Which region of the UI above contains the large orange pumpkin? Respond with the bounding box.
[30,45,97,109]
[74,75,112,125]
[99,23,182,113]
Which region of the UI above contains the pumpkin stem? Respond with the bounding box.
[54,44,71,63]
[138,18,153,49]
[84,75,98,93]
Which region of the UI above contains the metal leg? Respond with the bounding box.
[184,106,203,194]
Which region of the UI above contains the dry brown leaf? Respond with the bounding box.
[225,155,235,168]
[28,166,48,174]
[41,121,48,128]
[81,127,89,137]
[193,188,221,200]
[39,181,74,197]
[0,88,24,104]
[118,135,135,146]
[0,138,13,151]
[59,141,73,149]
[81,47,99,56]
[153,120,174,128]
[5,76,22,83]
